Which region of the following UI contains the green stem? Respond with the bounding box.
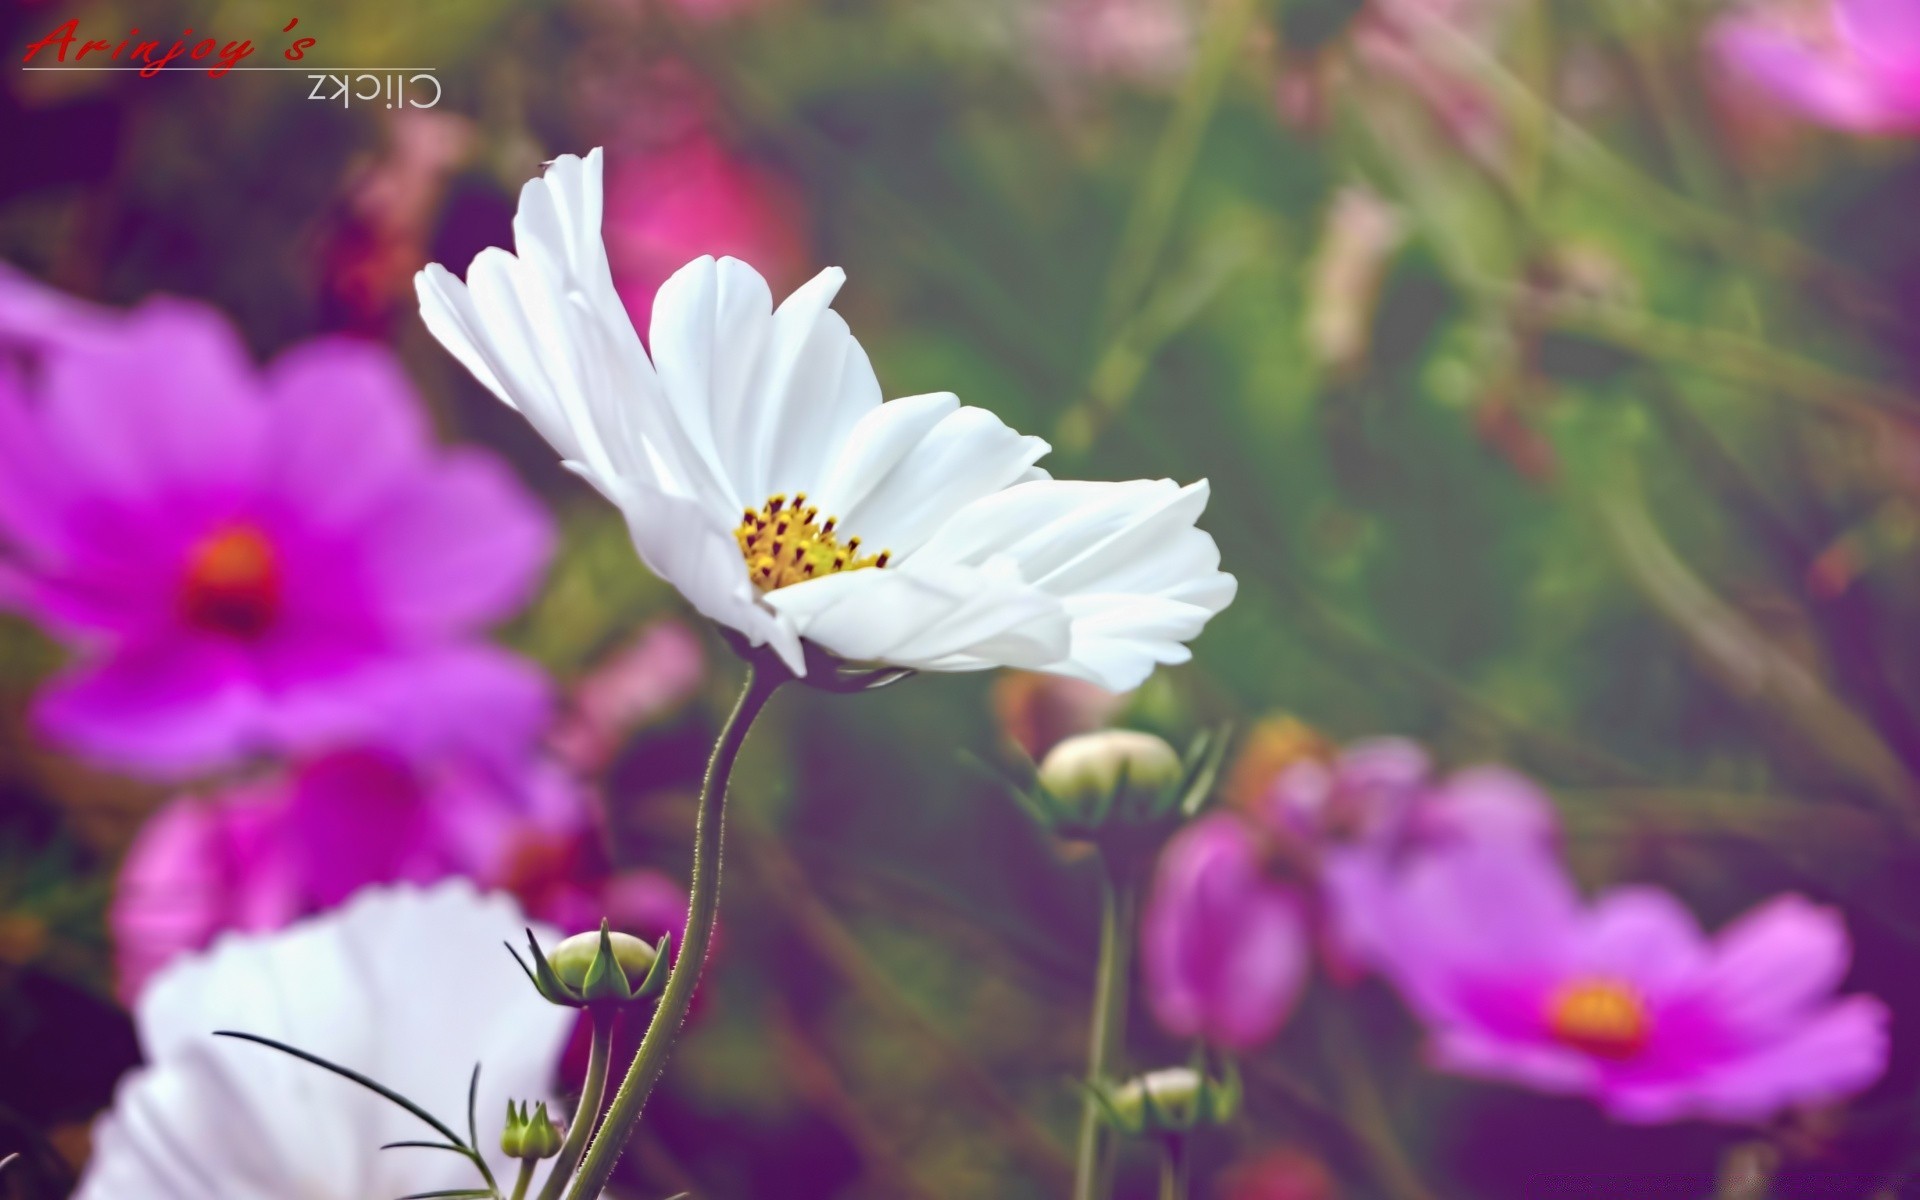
[1158,1135,1189,1200]
[536,1011,614,1200]
[565,660,785,1199]
[1072,858,1139,1200]
[509,1160,536,1200]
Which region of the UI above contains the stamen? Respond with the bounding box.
[733,494,890,593]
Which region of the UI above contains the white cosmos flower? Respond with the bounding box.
[76,883,573,1200]
[416,149,1235,691]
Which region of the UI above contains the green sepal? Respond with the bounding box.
[522,928,584,1007]
[580,921,634,1003]
[634,933,673,1000]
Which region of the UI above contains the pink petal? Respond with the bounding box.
[1713,18,1918,131]
[1694,894,1854,1036]
[262,337,433,527]
[356,449,553,638]
[1142,814,1311,1050]
[1575,886,1709,1000]
[1604,995,1889,1124]
[34,641,268,778]
[34,299,268,502]
[1839,0,1920,74]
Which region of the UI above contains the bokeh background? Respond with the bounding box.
[4,0,1920,1196]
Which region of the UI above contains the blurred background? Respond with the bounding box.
[4,0,1920,1196]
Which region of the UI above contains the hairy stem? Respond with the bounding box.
[1072,859,1139,1200]
[565,660,784,1199]
[536,1012,613,1200]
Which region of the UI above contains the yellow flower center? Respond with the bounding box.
[733,493,889,593]
[181,523,282,638]
[1545,977,1650,1060]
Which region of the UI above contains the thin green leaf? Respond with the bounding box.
[465,1063,499,1194]
[214,1031,472,1152]
[394,1190,497,1199]
[382,1141,470,1155]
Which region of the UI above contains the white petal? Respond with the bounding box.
[762,557,1069,670]
[76,883,574,1200]
[809,394,1051,556]
[747,269,882,502]
[415,151,727,512]
[914,479,1236,690]
[573,463,807,676]
[647,255,774,512]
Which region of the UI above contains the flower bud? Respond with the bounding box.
[512,920,671,1010]
[1097,1064,1241,1137]
[1040,731,1183,825]
[500,1100,563,1161]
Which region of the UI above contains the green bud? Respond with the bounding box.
[501,1100,563,1161]
[520,1102,563,1160]
[1098,1065,1241,1138]
[1038,730,1184,832]
[512,920,672,1010]
[500,1100,527,1158]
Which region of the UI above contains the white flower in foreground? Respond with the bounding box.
[76,883,573,1200]
[416,150,1235,691]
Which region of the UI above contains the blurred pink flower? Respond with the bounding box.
[1038,0,1195,87]
[1143,736,1563,1050]
[112,742,686,1002]
[1713,0,1920,133]
[603,132,810,333]
[1352,0,1514,162]
[1141,812,1312,1051]
[0,273,553,777]
[1256,739,1558,977]
[321,110,477,333]
[990,669,1130,760]
[550,617,707,771]
[1371,842,1889,1123]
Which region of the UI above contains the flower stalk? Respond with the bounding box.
[1157,1134,1190,1200]
[1073,855,1140,1200]
[565,656,786,1199]
[536,1011,614,1200]
[510,1161,537,1200]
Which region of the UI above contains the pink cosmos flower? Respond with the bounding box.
[1143,735,1560,1051]
[1371,841,1889,1123]
[1713,0,1920,133]
[0,271,553,777]
[1141,812,1312,1051]
[602,132,810,333]
[111,741,685,1002]
[1264,743,1559,974]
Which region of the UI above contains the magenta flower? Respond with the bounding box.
[1261,740,1559,975]
[111,740,684,1001]
[1371,841,1889,1123]
[1713,0,1920,133]
[0,271,553,776]
[1142,812,1312,1051]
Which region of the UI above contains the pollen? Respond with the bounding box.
[1546,977,1650,1060]
[181,523,282,638]
[733,493,890,593]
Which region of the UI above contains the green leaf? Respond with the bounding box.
[381,1141,470,1155]
[215,1031,472,1153]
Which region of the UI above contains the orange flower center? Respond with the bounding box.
[1546,977,1650,1060]
[181,524,282,638]
[733,492,889,593]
